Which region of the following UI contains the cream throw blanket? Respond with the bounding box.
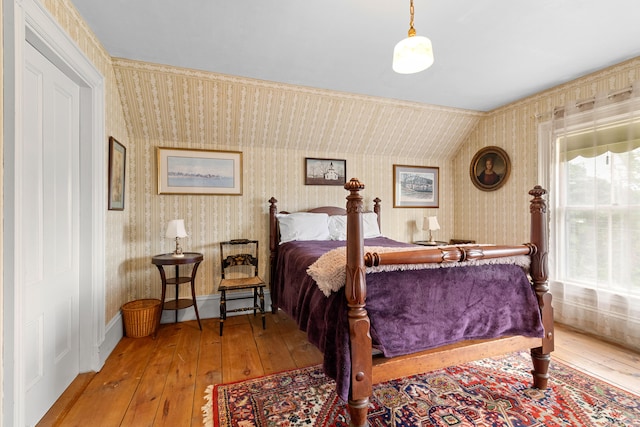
[307,245,531,297]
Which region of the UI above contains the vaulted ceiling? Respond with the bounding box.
[71,1,640,159]
[72,0,640,111]
[112,59,484,160]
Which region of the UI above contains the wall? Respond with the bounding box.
[121,142,455,318]
[453,57,640,244]
[453,56,640,350]
[110,59,484,322]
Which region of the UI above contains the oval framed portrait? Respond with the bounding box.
[469,146,511,191]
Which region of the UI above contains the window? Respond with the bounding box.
[553,112,640,297]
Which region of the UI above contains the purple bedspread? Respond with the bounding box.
[271,237,544,401]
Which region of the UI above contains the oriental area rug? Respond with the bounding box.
[202,352,639,427]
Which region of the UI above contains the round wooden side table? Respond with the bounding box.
[151,252,203,331]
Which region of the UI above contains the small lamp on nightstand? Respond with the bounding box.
[422,216,440,245]
[166,219,188,257]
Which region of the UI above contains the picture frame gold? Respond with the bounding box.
[469,146,510,191]
[108,136,126,210]
[157,147,242,195]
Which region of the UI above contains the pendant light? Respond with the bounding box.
[392,0,434,74]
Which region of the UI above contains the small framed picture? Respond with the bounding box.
[470,146,511,191]
[305,158,346,185]
[393,165,439,208]
[157,147,242,195]
[108,137,126,210]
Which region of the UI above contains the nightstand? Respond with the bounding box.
[449,239,476,244]
[151,252,203,331]
[413,240,449,246]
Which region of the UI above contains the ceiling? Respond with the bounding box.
[70,1,640,112]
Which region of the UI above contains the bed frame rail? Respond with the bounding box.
[365,243,535,267]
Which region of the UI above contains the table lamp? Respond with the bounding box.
[422,216,440,245]
[166,219,188,257]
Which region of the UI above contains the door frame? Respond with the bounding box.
[3,1,106,425]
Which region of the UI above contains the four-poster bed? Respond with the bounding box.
[268,178,553,426]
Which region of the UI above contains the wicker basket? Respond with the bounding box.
[121,299,161,338]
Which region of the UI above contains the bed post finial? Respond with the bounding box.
[344,178,372,427]
[345,177,365,194]
[373,197,381,229]
[268,197,278,254]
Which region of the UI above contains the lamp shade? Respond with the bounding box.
[423,216,440,231]
[165,219,188,239]
[392,35,434,74]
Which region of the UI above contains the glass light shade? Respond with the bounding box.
[165,219,188,239]
[392,35,434,74]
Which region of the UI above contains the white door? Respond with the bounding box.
[21,41,81,426]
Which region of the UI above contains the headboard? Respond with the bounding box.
[268,197,381,250]
[267,196,381,313]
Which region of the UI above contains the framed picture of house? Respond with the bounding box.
[469,146,510,191]
[305,158,346,185]
[108,136,126,210]
[157,147,242,195]
[393,164,439,208]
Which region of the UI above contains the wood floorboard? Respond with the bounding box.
[221,320,265,383]
[120,322,184,426]
[155,322,202,426]
[254,335,294,374]
[553,324,640,395]
[57,331,160,427]
[191,320,222,427]
[39,317,640,426]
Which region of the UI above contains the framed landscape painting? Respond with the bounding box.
[157,147,242,195]
[393,164,439,208]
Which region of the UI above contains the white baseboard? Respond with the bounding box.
[99,313,124,369]
[160,290,272,323]
[98,290,273,370]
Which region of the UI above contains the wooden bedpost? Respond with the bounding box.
[344,178,372,427]
[373,197,381,230]
[528,185,554,389]
[268,197,278,314]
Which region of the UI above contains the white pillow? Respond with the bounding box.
[327,213,382,240]
[363,212,382,238]
[328,215,347,240]
[277,212,331,243]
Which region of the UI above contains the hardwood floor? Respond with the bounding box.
[38,311,322,427]
[38,314,640,426]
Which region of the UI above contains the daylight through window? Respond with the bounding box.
[554,116,640,296]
